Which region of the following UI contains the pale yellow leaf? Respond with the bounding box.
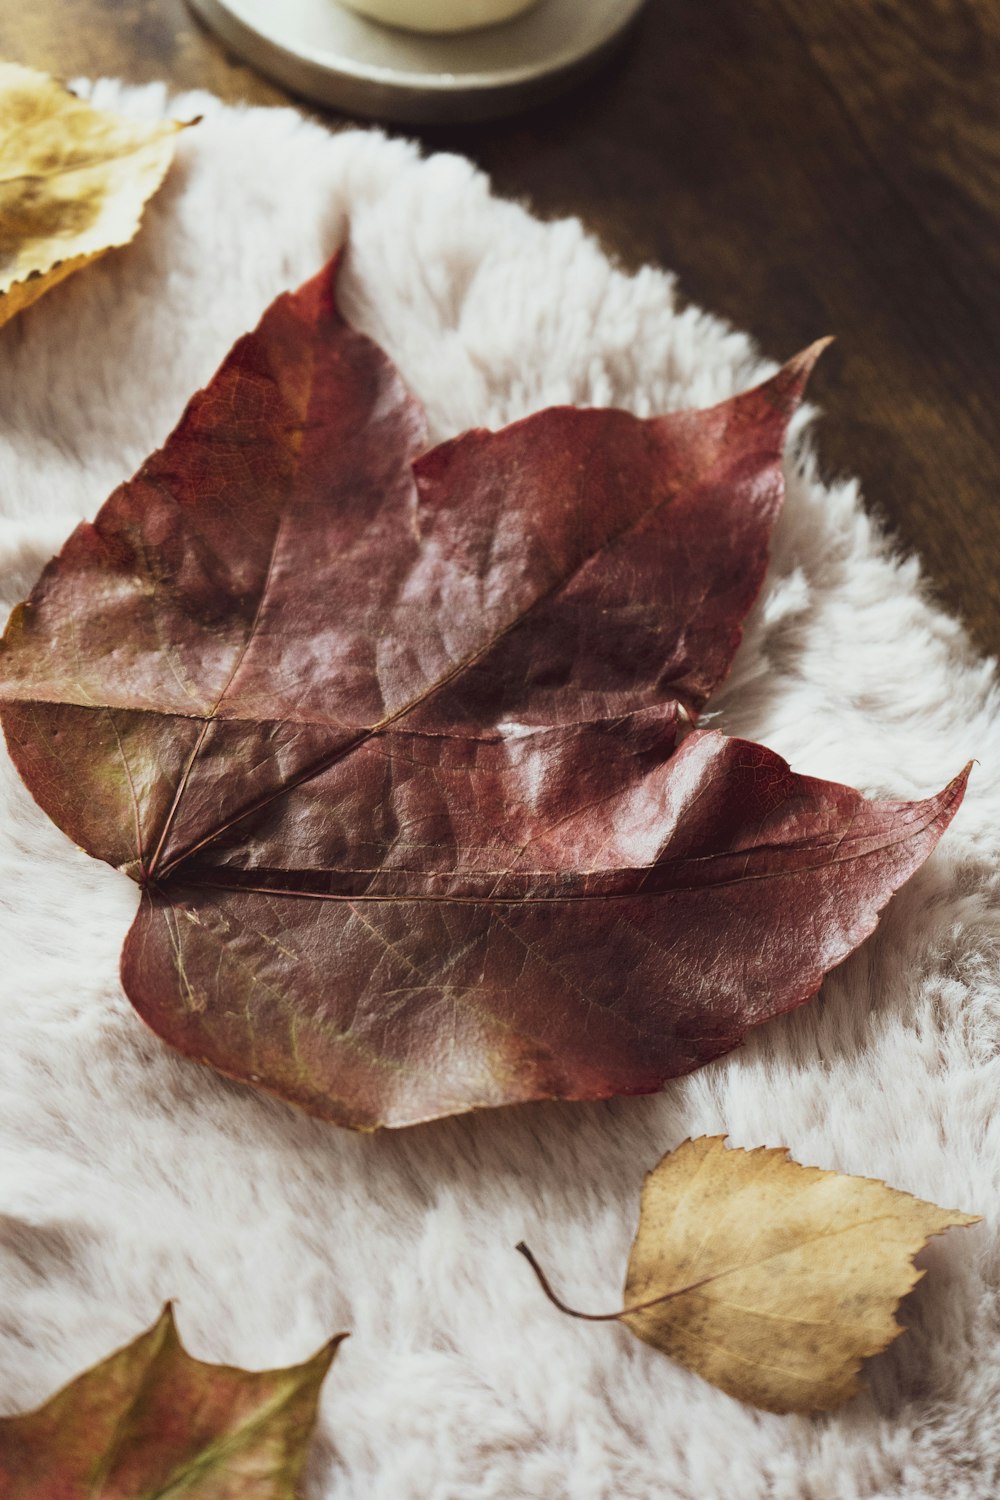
[0,62,186,327]
[519,1136,978,1414]
[622,1137,978,1413]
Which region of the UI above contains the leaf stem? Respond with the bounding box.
[516,1242,625,1321]
[516,1242,711,1323]
[516,1242,658,1322]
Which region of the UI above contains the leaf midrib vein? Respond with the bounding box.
[176,800,955,904]
[0,132,173,193]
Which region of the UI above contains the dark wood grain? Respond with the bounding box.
[1,0,998,651]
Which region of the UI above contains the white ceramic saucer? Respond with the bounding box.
[187,0,648,124]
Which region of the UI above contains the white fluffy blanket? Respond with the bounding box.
[0,81,997,1500]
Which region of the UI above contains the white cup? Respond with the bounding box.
[337,0,541,33]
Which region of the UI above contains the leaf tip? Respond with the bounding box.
[770,336,834,413]
[323,1330,351,1363]
[929,761,973,826]
[297,1329,349,1391]
[156,1300,179,1334]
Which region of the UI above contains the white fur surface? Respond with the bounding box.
[0,81,997,1499]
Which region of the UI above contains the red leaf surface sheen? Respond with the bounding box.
[0,256,967,1128]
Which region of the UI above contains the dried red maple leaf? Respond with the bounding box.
[0,1305,341,1498]
[0,257,967,1128]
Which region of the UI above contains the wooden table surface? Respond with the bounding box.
[3,1,998,653]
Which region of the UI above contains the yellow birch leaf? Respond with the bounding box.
[0,62,187,328]
[0,1304,345,1498]
[519,1136,979,1415]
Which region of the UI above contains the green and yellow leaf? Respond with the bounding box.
[0,1304,343,1497]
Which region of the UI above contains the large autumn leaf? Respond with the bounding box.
[0,1305,342,1497]
[0,256,966,1128]
[518,1137,978,1413]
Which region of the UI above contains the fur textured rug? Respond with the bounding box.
[0,80,998,1500]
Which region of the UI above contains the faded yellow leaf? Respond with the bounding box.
[0,1304,344,1498]
[0,62,186,327]
[519,1136,978,1415]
